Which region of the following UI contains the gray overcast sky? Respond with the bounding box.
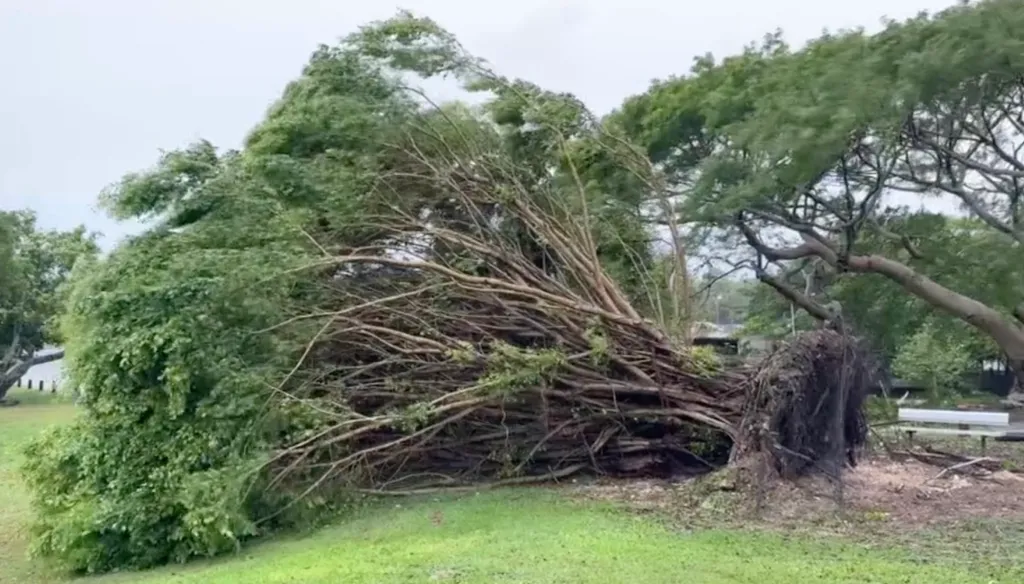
[1,0,960,248]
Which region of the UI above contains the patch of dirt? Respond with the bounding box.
[758,458,1024,528]
[565,456,1024,530]
[838,459,1024,525]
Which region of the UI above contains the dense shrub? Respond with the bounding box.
[21,224,320,572]
[18,23,416,573]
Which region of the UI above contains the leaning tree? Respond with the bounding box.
[740,214,1021,371]
[618,0,1024,400]
[0,210,97,404]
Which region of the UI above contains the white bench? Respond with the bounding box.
[898,408,1009,454]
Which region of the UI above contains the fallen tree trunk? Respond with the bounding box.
[254,114,879,509]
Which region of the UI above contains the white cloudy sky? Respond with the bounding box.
[1,0,961,249]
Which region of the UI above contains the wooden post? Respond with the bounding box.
[27,379,32,390]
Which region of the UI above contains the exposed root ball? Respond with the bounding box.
[733,329,877,479]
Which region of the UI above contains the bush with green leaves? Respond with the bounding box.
[17,15,430,572]
[21,213,321,572]
[891,322,974,401]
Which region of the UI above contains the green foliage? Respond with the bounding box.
[0,211,98,351]
[689,345,723,377]
[892,323,974,399]
[864,395,898,425]
[1,210,97,401]
[618,1,1024,383]
[21,44,394,568]
[583,323,610,366]
[22,210,315,572]
[445,341,478,365]
[24,11,666,574]
[393,401,435,434]
[99,141,223,228]
[481,342,566,397]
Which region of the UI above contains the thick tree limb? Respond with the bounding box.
[0,329,24,369]
[740,218,1024,364]
[753,267,838,324]
[735,217,820,263]
[841,254,1024,354]
[735,217,840,324]
[0,349,65,401]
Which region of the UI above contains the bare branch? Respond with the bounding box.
[754,266,838,323]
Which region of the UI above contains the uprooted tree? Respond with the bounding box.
[23,13,874,575]
[0,210,97,405]
[617,0,1024,400]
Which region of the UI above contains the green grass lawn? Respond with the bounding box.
[2,390,1021,583]
[1,389,78,584]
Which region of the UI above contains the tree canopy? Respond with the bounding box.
[0,210,97,403]
[617,0,1024,396]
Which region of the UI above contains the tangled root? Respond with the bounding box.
[733,329,878,481]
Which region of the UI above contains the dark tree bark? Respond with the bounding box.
[0,349,65,404]
[752,265,839,325]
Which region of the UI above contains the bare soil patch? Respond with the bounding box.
[839,458,1024,524]
[566,455,1024,531]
